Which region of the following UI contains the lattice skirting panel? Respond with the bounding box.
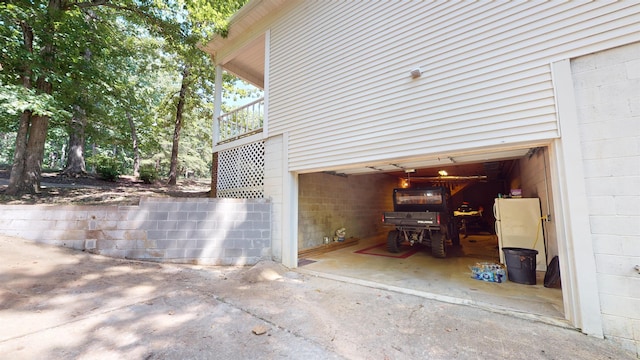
[217,141,265,199]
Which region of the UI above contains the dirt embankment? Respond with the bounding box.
[0,169,211,205]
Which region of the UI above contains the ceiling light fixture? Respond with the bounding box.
[438,170,448,176]
[404,169,415,187]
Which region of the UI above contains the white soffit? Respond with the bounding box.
[221,35,265,88]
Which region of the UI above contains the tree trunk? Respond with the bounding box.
[127,112,140,177]
[167,66,190,186]
[7,111,32,194]
[12,73,53,194]
[59,142,66,169]
[62,45,92,177]
[7,0,59,194]
[22,114,49,193]
[62,105,87,177]
[7,21,34,194]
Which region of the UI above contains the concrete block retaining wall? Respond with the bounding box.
[0,197,271,266]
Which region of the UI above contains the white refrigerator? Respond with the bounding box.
[493,198,547,271]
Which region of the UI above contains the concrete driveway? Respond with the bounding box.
[0,235,634,359]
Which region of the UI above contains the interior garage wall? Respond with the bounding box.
[298,172,396,250]
[571,41,640,355]
[517,149,558,262]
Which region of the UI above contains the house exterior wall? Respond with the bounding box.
[266,1,640,172]
[571,42,640,355]
[208,0,640,350]
[264,134,285,262]
[0,198,271,266]
[298,172,396,250]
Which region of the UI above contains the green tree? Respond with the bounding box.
[164,0,247,185]
[1,0,251,193]
[0,0,185,194]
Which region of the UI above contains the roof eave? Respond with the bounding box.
[201,0,290,64]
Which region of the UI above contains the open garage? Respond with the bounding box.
[296,145,564,320]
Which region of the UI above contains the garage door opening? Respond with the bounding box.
[296,146,564,321]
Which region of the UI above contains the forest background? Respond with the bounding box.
[0,0,258,196]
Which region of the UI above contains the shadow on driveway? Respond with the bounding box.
[0,235,635,359]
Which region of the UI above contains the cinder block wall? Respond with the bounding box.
[572,41,640,355]
[298,172,396,250]
[0,197,271,266]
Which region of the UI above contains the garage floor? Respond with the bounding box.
[298,232,564,321]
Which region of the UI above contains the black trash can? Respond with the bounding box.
[502,247,538,285]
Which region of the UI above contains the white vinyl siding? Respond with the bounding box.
[266,1,640,172]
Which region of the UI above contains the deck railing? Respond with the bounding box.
[217,98,264,143]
